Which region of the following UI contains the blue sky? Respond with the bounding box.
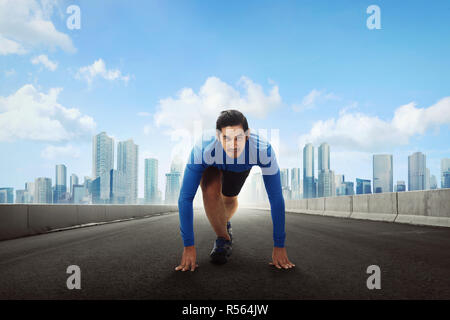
[0,0,449,198]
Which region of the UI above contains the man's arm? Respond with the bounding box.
[262,169,286,248]
[259,142,286,248]
[177,149,206,247]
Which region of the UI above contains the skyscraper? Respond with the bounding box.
[373,154,393,193]
[15,189,25,203]
[356,178,372,194]
[24,182,35,203]
[92,132,114,202]
[70,174,79,196]
[290,167,302,199]
[303,143,315,199]
[425,168,430,190]
[165,157,182,204]
[318,143,334,197]
[117,139,138,204]
[93,132,114,178]
[335,174,345,196]
[0,188,14,203]
[145,158,159,204]
[444,171,450,189]
[34,177,52,204]
[441,158,450,188]
[430,175,437,189]
[408,152,426,191]
[54,164,67,203]
[109,169,127,204]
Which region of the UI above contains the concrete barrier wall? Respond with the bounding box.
[28,204,78,234]
[284,200,308,214]
[0,205,28,240]
[249,188,450,228]
[352,192,397,222]
[396,189,450,227]
[0,204,179,241]
[324,196,352,218]
[307,198,325,214]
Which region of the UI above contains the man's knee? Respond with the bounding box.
[200,167,222,201]
[222,195,237,207]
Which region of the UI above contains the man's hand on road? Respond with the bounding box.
[269,247,295,269]
[175,245,198,272]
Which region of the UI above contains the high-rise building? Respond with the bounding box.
[0,187,14,203]
[440,158,450,188]
[117,139,138,204]
[408,152,426,191]
[425,168,430,190]
[344,181,354,195]
[430,175,437,189]
[373,154,393,193]
[444,171,450,189]
[72,184,88,204]
[318,170,335,197]
[92,132,114,178]
[318,143,330,172]
[54,164,67,203]
[165,157,182,204]
[303,143,315,199]
[145,158,159,204]
[15,189,26,203]
[317,142,334,198]
[24,182,35,203]
[356,178,372,194]
[109,169,127,204]
[70,174,79,196]
[290,168,302,199]
[34,178,52,204]
[335,174,345,196]
[92,132,114,202]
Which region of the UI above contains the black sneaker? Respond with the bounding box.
[210,236,232,264]
[227,221,233,243]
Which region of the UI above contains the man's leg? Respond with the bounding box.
[200,167,234,241]
[222,195,238,221]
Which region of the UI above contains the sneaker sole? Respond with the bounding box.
[210,250,231,264]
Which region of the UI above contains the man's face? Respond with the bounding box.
[218,125,249,159]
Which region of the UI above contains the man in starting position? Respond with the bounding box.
[175,109,295,271]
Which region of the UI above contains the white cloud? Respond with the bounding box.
[298,97,450,152]
[292,89,340,112]
[0,84,96,142]
[41,144,80,160]
[0,0,75,55]
[31,54,58,71]
[0,35,27,55]
[152,76,282,160]
[76,59,130,85]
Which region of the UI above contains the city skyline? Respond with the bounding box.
[2,127,449,204]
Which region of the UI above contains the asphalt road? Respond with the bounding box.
[0,208,449,299]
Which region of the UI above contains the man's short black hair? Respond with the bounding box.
[216,109,249,133]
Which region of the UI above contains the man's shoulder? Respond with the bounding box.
[248,131,273,154]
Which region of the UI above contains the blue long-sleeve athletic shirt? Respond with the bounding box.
[177,130,286,248]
